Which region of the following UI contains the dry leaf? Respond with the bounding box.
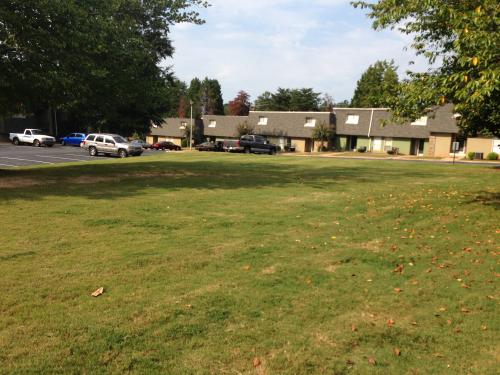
[394,348,401,356]
[253,357,261,368]
[481,325,487,331]
[394,288,403,293]
[368,357,377,366]
[243,265,251,271]
[438,307,447,312]
[393,264,404,274]
[387,319,395,327]
[461,308,470,314]
[454,327,461,333]
[91,287,104,297]
[351,324,358,332]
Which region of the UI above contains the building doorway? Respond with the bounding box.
[410,139,424,156]
[347,136,357,151]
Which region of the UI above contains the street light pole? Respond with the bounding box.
[189,100,193,151]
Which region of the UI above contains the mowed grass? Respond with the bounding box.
[0,153,498,374]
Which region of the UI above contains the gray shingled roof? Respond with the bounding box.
[149,118,202,138]
[202,115,246,138]
[248,112,334,138]
[334,104,458,138]
[149,105,458,140]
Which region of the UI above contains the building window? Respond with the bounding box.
[258,116,268,125]
[411,116,428,126]
[208,120,216,128]
[304,117,316,127]
[180,122,187,130]
[346,115,359,125]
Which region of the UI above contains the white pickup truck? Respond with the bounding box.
[9,129,56,147]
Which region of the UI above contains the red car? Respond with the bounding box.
[152,141,181,151]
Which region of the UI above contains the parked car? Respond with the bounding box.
[60,132,86,146]
[195,141,223,152]
[223,135,279,155]
[151,141,181,151]
[131,139,152,149]
[9,129,56,147]
[81,133,143,157]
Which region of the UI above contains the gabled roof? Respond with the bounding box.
[202,115,246,137]
[334,104,458,139]
[248,111,334,138]
[149,118,198,138]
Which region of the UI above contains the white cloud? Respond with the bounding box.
[165,1,431,103]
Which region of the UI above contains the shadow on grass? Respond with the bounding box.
[467,191,500,209]
[0,157,458,202]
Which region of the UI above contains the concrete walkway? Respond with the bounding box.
[283,152,500,166]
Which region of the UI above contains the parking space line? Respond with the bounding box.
[35,155,87,162]
[0,157,54,164]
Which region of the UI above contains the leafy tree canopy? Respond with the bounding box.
[254,88,322,111]
[0,0,209,134]
[351,60,399,108]
[353,0,500,136]
[228,91,251,116]
[187,77,224,118]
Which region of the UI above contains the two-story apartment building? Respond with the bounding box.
[148,104,460,157]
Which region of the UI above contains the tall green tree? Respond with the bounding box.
[312,121,333,151]
[187,77,224,117]
[0,0,209,134]
[353,1,500,136]
[351,60,399,108]
[253,88,321,111]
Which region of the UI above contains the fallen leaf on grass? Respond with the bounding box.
[387,319,395,327]
[454,327,461,333]
[461,307,470,314]
[394,288,403,293]
[394,348,401,356]
[426,268,433,273]
[253,357,261,368]
[481,325,487,331]
[91,287,104,297]
[368,357,377,366]
[243,265,251,271]
[393,264,404,274]
[438,307,447,312]
[351,324,358,332]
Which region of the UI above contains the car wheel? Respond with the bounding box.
[118,149,128,158]
[33,139,40,147]
[13,138,20,145]
[89,146,98,156]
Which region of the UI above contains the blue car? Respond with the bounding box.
[60,133,86,146]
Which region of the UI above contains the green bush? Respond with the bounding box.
[467,151,476,160]
[181,138,188,148]
[486,152,498,160]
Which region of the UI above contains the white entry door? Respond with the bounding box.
[372,137,383,152]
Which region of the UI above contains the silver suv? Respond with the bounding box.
[82,133,143,158]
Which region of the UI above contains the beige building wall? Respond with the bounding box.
[292,138,307,152]
[429,133,452,157]
[466,138,493,155]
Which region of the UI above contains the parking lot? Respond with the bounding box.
[0,142,153,168]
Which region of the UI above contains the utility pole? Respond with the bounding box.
[189,100,193,151]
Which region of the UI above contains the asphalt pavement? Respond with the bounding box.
[0,142,152,168]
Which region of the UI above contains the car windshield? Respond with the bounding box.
[31,130,43,135]
[113,136,128,143]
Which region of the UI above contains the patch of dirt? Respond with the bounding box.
[325,264,338,273]
[359,240,382,252]
[262,265,276,275]
[0,177,54,188]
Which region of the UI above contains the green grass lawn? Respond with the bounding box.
[0,153,498,374]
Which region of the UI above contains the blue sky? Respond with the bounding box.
[165,0,429,103]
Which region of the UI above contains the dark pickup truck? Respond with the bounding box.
[223,135,279,155]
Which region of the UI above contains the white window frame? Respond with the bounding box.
[346,115,359,125]
[411,116,428,126]
[304,117,316,128]
[257,116,268,126]
[179,121,187,130]
[208,120,216,128]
